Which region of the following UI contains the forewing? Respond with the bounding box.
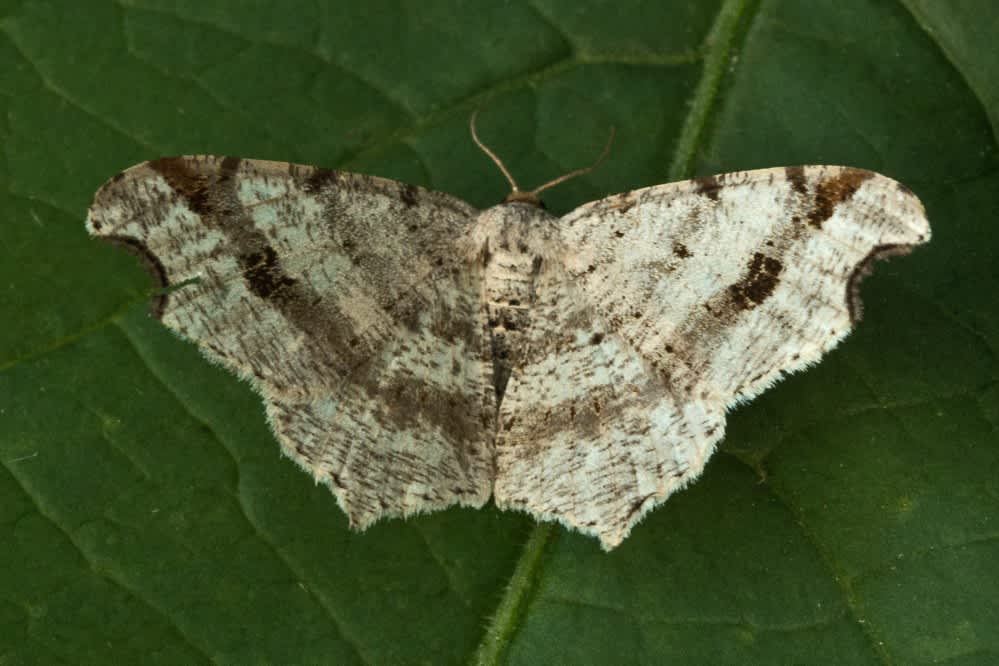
[87,156,495,526]
[559,166,929,406]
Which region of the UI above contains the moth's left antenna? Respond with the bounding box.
[530,126,615,197]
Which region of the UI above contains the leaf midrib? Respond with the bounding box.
[468,1,759,663]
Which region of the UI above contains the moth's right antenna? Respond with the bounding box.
[470,110,524,197]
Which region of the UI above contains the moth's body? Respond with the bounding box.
[473,203,557,403]
[86,154,929,549]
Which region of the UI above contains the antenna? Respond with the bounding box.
[470,111,615,205]
[530,126,615,197]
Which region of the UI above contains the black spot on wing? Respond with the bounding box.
[237,245,299,300]
[302,167,341,195]
[146,156,242,217]
[146,157,214,215]
[694,175,722,201]
[729,252,783,310]
[400,183,419,207]
[807,168,874,229]
[611,192,637,213]
[784,166,808,196]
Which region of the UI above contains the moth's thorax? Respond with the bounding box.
[470,202,558,401]
[474,203,557,293]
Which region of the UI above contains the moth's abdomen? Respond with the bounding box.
[484,252,536,404]
[473,203,556,404]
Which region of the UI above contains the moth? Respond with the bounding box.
[87,116,930,549]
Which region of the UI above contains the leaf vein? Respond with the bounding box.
[112,319,374,665]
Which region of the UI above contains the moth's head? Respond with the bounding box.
[477,200,555,228]
[470,110,614,209]
[503,190,545,208]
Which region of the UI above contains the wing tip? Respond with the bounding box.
[844,172,931,324]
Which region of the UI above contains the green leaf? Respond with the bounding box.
[2,1,996,663]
